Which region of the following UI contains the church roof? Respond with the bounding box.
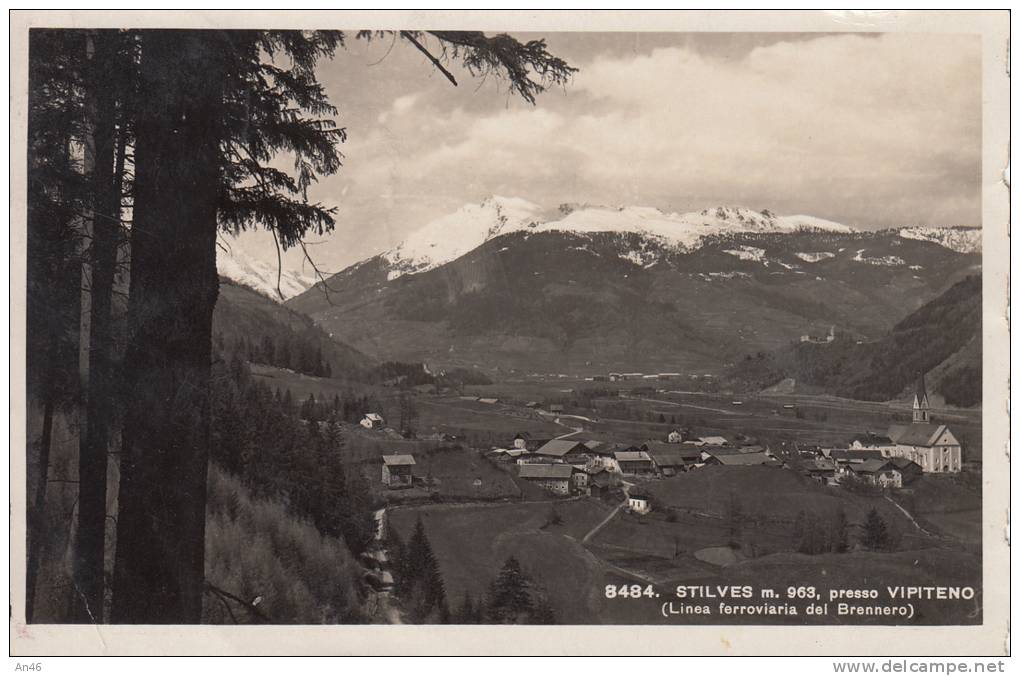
[888,423,946,447]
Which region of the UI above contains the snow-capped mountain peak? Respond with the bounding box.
[217,241,317,301]
[375,197,978,281]
[381,195,544,279]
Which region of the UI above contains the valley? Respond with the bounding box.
[215,200,983,626]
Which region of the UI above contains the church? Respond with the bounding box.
[882,372,963,473]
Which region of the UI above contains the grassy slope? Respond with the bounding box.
[388,500,612,623]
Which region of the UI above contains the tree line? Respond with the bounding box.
[26,27,574,623]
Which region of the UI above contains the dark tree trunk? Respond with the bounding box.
[111,30,225,624]
[25,398,55,623]
[73,30,121,624]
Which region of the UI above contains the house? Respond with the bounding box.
[644,442,701,476]
[512,432,532,450]
[587,468,619,498]
[849,459,902,489]
[627,490,652,515]
[882,372,962,473]
[888,457,923,484]
[666,429,684,444]
[518,463,576,495]
[614,450,655,476]
[850,432,896,454]
[801,456,837,484]
[533,439,590,462]
[360,413,385,429]
[548,404,565,414]
[381,454,415,488]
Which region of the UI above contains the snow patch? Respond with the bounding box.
[723,245,766,262]
[899,226,981,254]
[853,249,905,266]
[794,251,836,263]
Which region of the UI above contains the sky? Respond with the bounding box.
[228,31,982,276]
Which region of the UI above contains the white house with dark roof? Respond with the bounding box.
[627,490,652,514]
[360,412,385,429]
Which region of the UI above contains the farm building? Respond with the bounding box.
[703,450,777,467]
[614,450,655,476]
[517,463,576,495]
[588,469,618,499]
[533,439,590,462]
[645,444,701,476]
[627,490,652,515]
[381,454,415,488]
[548,404,565,414]
[698,435,729,446]
[848,459,903,488]
[360,412,385,429]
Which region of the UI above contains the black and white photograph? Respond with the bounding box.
[10,9,1010,656]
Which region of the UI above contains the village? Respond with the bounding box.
[375,371,964,506]
[350,366,980,625]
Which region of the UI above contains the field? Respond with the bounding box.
[364,445,521,502]
[387,500,613,623]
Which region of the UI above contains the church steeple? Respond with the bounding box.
[912,370,930,424]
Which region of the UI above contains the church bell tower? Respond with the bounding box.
[912,370,931,424]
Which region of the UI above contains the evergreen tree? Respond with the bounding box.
[25,27,89,623]
[399,517,447,622]
[487,556,533,624]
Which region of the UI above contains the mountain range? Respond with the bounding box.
[285,196,981,379]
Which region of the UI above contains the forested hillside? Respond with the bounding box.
[215,280,372,380]
[730,275,981,405]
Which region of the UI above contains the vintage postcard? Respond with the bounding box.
[9,10,1010,656]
